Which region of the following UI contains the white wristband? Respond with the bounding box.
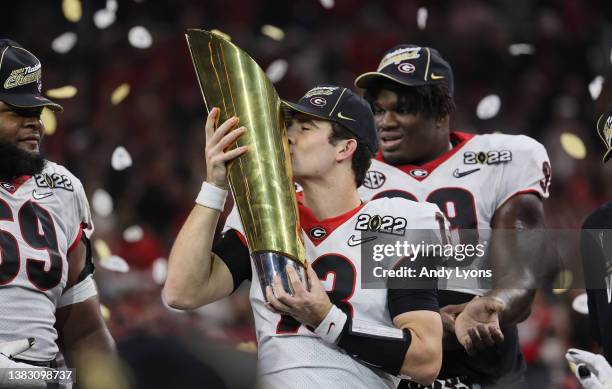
[314,304,347,345]
[195,182,228,211]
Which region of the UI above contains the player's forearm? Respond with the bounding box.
[483,288,535,324]
[398,319,443,385]
[164,205,220,309]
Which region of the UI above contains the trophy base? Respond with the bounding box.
[251,251,306,301]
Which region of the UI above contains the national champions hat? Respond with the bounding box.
[354,44,454,95]
[282,85,378,153]
[0,39,63,112]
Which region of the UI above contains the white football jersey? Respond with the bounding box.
[222,196,446,389]
[358,132,551,295]
[0,161,93,361]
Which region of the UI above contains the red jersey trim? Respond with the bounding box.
[0,175,32,194]
[235,230,248,247]
[298,201,365,246]
[376,131,475,181]
[68,224,84,254]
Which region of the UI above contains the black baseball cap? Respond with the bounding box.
[0,39,63,112]
[354,44,454,95]
[596,106,612,163]
[282,85,378,153]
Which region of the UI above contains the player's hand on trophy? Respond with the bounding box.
[265,262,333,328]
[566,348,612,389]
[204,107,249,189]
[440,303,467,350]
[454,296,505,356]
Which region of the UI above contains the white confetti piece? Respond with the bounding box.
[128,26,153,49]
[111,146,133,170]
[261,25,285,41]
[92,189,114,217]
[94,9,116,29]
[122,225,143,242]
[589,75,604,100]
[100,255,130,273]
[320,0,334,9]
[266,59,288,84]
[508,43,535,56]
[572,293,589,315]
[51,32,78,54]
[152,258,168,285]
[417,7,428,30]
[560,133,586,160]
[46,85,77,99]
[476,95,501,120]
[100,304,111,321]
[106,0,118,12]
[94,239,112,260]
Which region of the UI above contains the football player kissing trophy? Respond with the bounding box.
[186,29,306,300]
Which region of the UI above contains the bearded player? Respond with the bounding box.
[0,39,115,387]
[355,45,551,388]
[164,85,449,388]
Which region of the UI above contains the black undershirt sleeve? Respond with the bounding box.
[212,229,252,292]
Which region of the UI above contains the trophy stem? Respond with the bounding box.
[252,251,307,301]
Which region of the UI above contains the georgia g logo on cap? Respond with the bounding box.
[309,96,327,107]
[397,62,416,74]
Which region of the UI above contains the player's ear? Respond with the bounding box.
[336,138,357,163]
[434,115,449,129]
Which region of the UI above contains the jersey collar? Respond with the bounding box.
[376,131,475,181]
[0,175,32,194]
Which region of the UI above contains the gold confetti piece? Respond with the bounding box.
[41,108,57,135]
[261,25,285,41]
[100,304,111,321]
[236,341,257,353]
[211,29,231,41]
[552,269,573,294]
[47,85,77,99]
[94,239,112,260]
[62,0,82,23]
[111,83,130,105]
[560,133,586,160]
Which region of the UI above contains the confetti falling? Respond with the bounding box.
[266,59,288,84]
[111,146,133,170]
[94,239,112,260]
[560,132,586,160]
[320,0,334,9]
[417,7,428,30]
[508,44,535,56]
[94,9,116,29]
[100,304,111,321]
[476,94,501,120]
[589,75,604,100]
[46,85,77,99]
[111,83,130,105]
[210,29,231,41]
[122,225,143,242]
[552,270,573,294]
[261,25,285,41]
[92,189,114,217]
[62,0,82,22]
[152,258,168,285]
[572,293,589,315]
[106,0,118,12]
[100,255,130,273]
[128,26,153,49]
[41,108,57,136]
[51,32,78,54]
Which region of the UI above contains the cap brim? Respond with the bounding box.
[281,100,330,122]
[354,71,423,90]
[1,93,63,112]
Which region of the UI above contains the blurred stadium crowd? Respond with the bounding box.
[2,0,612,387]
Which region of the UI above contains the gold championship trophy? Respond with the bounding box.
[186,29,306,299]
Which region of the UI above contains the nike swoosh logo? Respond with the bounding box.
[32,189,53,200]
[347,234,377,247]
[453,168,481,178]
[327,322,335,334]
[431,73,445,80]
[337,111,356,121]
